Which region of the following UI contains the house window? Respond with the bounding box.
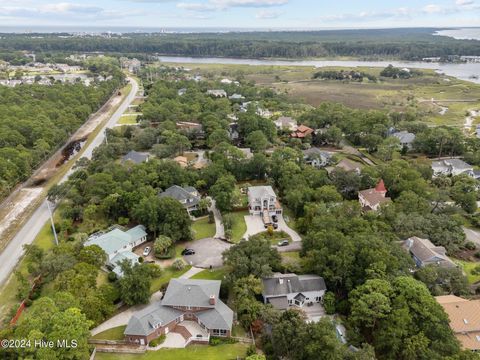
[212,329,227,337]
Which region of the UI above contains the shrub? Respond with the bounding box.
[118,217,129,226]
[208,211,215,224]
[465,241,477,251]
[149,334,166,347]
[209,337,237,346]
[108,272,117,282]
[172,259,185,270]
[475,251,480,259]
[322,291,336,315]
[138,257,144,263]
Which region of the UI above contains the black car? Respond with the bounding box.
[182,248,195,256]
[273,223,279,229]
[272,215,278,223]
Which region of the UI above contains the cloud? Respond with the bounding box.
[256,9,281,19]
[177,0,287,12]
[456,0,474,5]
[40,2,103,14]
[422,4,443,13]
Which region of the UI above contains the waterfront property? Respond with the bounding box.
[124,279,233,346]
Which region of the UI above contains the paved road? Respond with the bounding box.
[464,227,480,247]
[0,77,139,287]
[183,238,231,268]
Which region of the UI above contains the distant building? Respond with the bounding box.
[334,159,363,174]
[176,121,203,132]
[274,117,298,132]
[431,158,475,177]
[403,236,456,268]
[303,148,332,168]
[159,185,200,213]
[436,295,480,351]
[122,150,149,164]
[238,148,254,159]
[229,93,245,100]
[291,125,314,139]
[391,131,416,149]
[262,273,327,310]
[248,186,282,216]
[358,180,391,211]
[125,279,233,346]
[173,156,189,168]
[178,88,187,96]
[220,78,233,84]
[207,89,227,98]
[84,225,147,277]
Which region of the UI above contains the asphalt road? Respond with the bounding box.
[0,77,139,286]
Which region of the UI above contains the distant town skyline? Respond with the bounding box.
[0,0,479,29]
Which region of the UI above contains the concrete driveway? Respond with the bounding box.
[183,238,231,268]
[464,227,480,247]
[276,242,302,252]
[243,213,302,242]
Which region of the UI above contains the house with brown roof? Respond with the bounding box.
[173,156,189,168]
[291,125,314,139]
[436,295,480,351]
[358,180,391,211]
[333,159,363,174]
[403,236,456,268]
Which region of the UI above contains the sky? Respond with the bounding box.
[0,0,479,30]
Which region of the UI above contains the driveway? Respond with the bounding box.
[243,213,302,242]
[183,238,231,268]
[464,227,480,247]
[208,198,225,239]
[276,242,302,252]
[90,290,163,336]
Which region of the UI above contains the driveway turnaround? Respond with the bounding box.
[243,213,302,242]
[183,238,231,268]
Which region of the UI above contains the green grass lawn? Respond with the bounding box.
[95,343,249,360]
[96,271,109,287]
[118,114,138,125]
[227,210,248,243]
[455,260,480,284]
[91,325,126,340]
[150,265,192,293]
[192,218,216,240]
[232,324,248,338]
[191,268,226,281]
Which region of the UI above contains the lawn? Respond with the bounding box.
[227,210,248,243]
[95,343,249,360]
[118,114,138,125]
[150,265,192,293]
[232,324,248,338]
[192,217,216,240]
[91,325,126,340]
[455,260,480,284]
[191,268,226,281]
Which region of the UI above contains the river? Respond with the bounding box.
[158,56,480,84]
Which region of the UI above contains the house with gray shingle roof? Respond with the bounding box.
[262,273,326,310]
[403,236,456,269]
[303,148,332,168]
[84,225,147,277]
[431,158,475,178]
[124,279,233,346]
[122,150,149,164]
[159,185,201,213]
[391,131,416,149]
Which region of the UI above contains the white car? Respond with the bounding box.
[143,247,151,256]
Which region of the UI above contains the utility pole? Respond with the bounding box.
[46,200,59,246]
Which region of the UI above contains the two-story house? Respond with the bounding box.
[247,186,282,216]
[159,185,201,214]
[124,279,233,346]
[358,180,392,211]
[262,273,327,310]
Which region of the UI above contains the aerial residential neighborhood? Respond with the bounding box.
[1,6,480,360]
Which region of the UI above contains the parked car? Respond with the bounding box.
[278,239,289,247]
[143,247,151,256]
[182,248,196,256]
[272,215,278,223]
[273,223,279,229]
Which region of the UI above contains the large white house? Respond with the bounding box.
[431,158,475,178]
[262,273,327,310]
[247,186,282,216]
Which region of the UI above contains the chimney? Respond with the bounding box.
[209,295,216,305]
[278,278,284,285]
[287,279,292,294]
